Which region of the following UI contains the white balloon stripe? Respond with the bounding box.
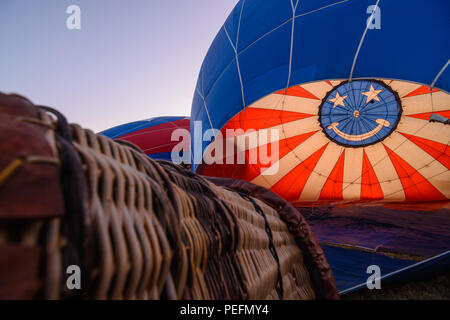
[402,91,449,116]
[300,81,333,100]
[389,80,422,98]
[250,94,320,115]
[383,132,450,198]
[395,117,450,145]
[251,131,329,188]
[342,148,364,200]
[364,143,406,201]
[298,142,344,201]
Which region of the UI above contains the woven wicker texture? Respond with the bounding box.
[68,123,315,300]
[0,97,337,299]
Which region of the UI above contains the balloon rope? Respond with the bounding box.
[348,0,381,82]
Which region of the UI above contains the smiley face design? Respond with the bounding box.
[319,80,402,147]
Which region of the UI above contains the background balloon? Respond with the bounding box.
[101,116,190,161]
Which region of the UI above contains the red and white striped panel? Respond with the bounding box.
[200,79,450,203]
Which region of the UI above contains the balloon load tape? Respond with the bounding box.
[0,93,338,300]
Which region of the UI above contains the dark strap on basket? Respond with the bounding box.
[38,105,93,299]
[237,192,284,299]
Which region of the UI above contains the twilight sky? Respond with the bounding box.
[0,0,237,131]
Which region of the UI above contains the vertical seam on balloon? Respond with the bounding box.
[339,119,434,199]
[256,131,325,189]
[237,0,246,111]
[236,0,245,50]
[200,67,215,130]
[196,88,214,132]
[303,143,332,201]
[224,25,246,110]
[195,86,214,168]
[198,1,245,101]
[239,18,292,56]
[196,0,352,110]
[238,0,349,57]
[203,0,350,103]
[348,0,381,82]
[277,0,301,167]
[383,146,442,200]
[203,58,236,99]
[286,0,300,90]
[315,146,346,201]
[431,59,450,89]
[401,134,450,170]
[229,0,246,180]
[197,67,215,134]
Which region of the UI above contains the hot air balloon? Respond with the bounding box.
[190,0,450,293]
[200,79,449,204]
[101,116,190,161]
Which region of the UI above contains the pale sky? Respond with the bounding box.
[0,0,237,131]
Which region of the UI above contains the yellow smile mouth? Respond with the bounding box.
[327,119,391,141]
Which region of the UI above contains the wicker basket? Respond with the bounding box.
[0,93,338,300]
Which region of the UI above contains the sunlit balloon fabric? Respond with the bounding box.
[201,79,450,203]
[191,0,450,204]
[100,116,190,161]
